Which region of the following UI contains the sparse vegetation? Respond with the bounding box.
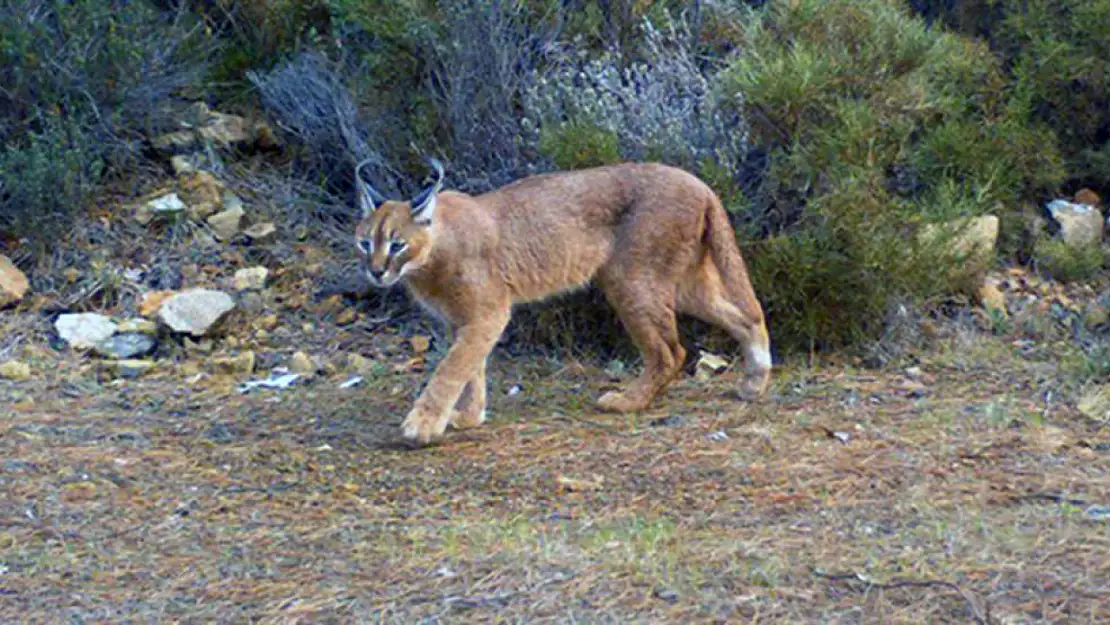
[0,0,209,240]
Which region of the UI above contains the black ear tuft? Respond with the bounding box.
[409,157,446,224]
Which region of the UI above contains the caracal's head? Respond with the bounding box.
[353,157,445,289]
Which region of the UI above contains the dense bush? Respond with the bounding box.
[0,0,209,240]
[716,0,1065,350]
[912,0,1110,192]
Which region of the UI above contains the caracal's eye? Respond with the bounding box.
[357,239,372,254]
[388,240,408,255]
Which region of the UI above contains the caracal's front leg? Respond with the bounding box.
[402,309,509,445]
[448,368,487,430]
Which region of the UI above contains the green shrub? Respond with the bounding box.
[538,121,622,170]
[189,0,332,85]
[716,0,1065,351]
[0,0,209,240]
[1033,238,1106,283]
[915,0,1110,192]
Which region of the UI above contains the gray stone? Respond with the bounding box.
[137,193,186,225]
[158,288,236,337]
[94,332,157,359]
[233,266,268,291]
[1046,199,1103,247]
[243,222,277,244]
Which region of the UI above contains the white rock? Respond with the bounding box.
[158,288,236,337]
[1046,199,1103,247]
[918,215,999,271]
[695,351,729,381]
[233,266,269,291]
[243,222,277,244]
[55,313,118,349]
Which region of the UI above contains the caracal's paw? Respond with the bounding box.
[597,390,650,414]
[448,408,487,430]
[401,407,449,445]
[737,367,771,402]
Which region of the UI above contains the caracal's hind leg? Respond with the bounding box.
[448,369,487,429]
[677,255,772,400]
[596,273,686,413]
[402,307,510,444]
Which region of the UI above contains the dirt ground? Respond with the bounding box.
[2,320,1109,625]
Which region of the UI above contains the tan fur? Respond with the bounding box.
[354,161,771,444]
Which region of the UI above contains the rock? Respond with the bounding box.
[197,111,252,148]
[140,290,177,318]
[695,351,730,381]
[0,360,31,381]
[94,333,157,359]
[289,351,318,376]
[919,215,999,272]
[170,154,200,175]
[238,291,266,314]
[335,308,358,326]
[116,318,159,335]
[221,191,244,213]
[345,352,375,376]
[410,335,431,354]
[102,359,155,379]
[55,313,118,350]
[207,203,244,241]
[233,266,269,291]
[255,314,280,332]
[179,171,223,221]
[151,130,197,152]
[185,337,215,353]
[1075,188,1102,207]
[1046,199,1103,247]
[136,193,186,225]
[210,351,256,375]
[158,288,236,337]
[152,103,274,153]
[0,254,29,308]
[242,222,277,244]
[978,280,1008,318]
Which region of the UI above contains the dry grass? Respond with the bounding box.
[2,326,1108,624]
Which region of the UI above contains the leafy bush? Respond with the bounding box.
[0,0,209,240]
[1033,238,1107,283]
[913,0,1110,193]
[714,0,1066,351]
[184,0,332,87]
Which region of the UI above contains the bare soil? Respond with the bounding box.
[2,325,1108,624]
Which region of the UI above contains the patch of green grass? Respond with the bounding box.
[1033,238,1106,283]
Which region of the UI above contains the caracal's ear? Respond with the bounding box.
[355,158,388,219]
[409,157,445,225]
